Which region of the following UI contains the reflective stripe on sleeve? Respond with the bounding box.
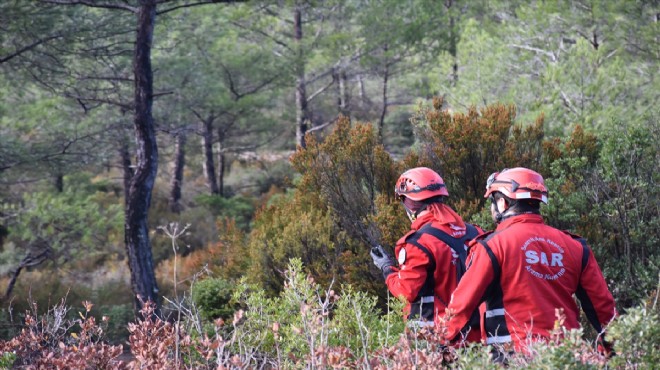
[419,295,434,303]
[485,308,506,318]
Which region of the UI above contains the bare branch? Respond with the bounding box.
[40,0,137,12]
[559,90,578,114]
[306,78,335,103]
[157,0,247,15]
[0,35,62,64]
[509,43,557,62]
[230,20,292,51]
[62,92,133,110]
[307,119,335,133]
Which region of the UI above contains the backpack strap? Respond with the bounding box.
[416,223,479,267]
[560,230,590,272]
[407,223,482,335]
[404,232,443,314]
[577,237,590,272]
[571,236,603,333]
[477,240,501,284]
[405,235,436,272]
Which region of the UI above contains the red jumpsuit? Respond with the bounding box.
[385,205,482,342]
[445,214,617,350]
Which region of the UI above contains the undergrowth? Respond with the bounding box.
[0,260,658,369]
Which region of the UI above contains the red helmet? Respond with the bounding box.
[395,167,449,201]
[484,167,548,204]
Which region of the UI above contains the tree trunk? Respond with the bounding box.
[217,128,226,197]
[201,116,219,194]
[169,132,186,213]
[120,140,134,206]
[4,247,51,301]
[124,0,159,312]
[54,173,64,192]
[377,45,389,142]
[294,6,309,148]
[446,0,458,86]
[357,73,366,105]
[334,68,350,117]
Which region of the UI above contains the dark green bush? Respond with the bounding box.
[98,303,133,344]
[194,194,255,231]
[191,277,236,321]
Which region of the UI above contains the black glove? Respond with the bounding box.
[370,245,395,279]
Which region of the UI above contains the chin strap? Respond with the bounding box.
[494,200,531,223]
[491,197,513,224]
[404,203,427,222]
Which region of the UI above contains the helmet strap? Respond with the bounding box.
[403,203,427,222]
[403,204,416,222]
[492,195,513,224]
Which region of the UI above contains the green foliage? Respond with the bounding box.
[544,156,593,231]
[98,303,133,345]
[608,306,660,369]
[246,190,343,295]
[192,277,236,321]
[0,351,16,369]
[432,18,516,109]
[329,285,405,351]
[1,172,123,272]
[537,120,657,308]
[194,194,255,231]
[233,258,406,361]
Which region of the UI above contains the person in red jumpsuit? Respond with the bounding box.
[444,167,617,359]
[370,167,482,342]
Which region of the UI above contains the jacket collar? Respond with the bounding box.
[496,213,544,231]
[411,211,435,230]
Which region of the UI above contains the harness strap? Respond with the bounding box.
[574,237,603,333]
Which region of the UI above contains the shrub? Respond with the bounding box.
[608,306,660,369]
[100,303,133,345]
[0,352,16,369]
[1,261,660,368]
[409,97,546,220]
[194,194,255,231]
[192,277,236,321]
[0,300,124,369]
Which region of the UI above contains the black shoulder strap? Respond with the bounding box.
[576,237,590,272]
[405,234,436,273]
[416,223,479,264]
[561,230,590,272]
[478,240,501,283]
[572,236,603,334]
[405,223,480,284]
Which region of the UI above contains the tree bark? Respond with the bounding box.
[334,68,350,117]
[4,247,51,301]
[169,132,186,213]
[377,45,389,141]
[54,173,64,192]
[201,115,220,194]
[217,127,226,197]
[120,140,134,207]
[124,0,159,312]
[445,0,458,86]
[294,6,309,148]
[357,73,366,105]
